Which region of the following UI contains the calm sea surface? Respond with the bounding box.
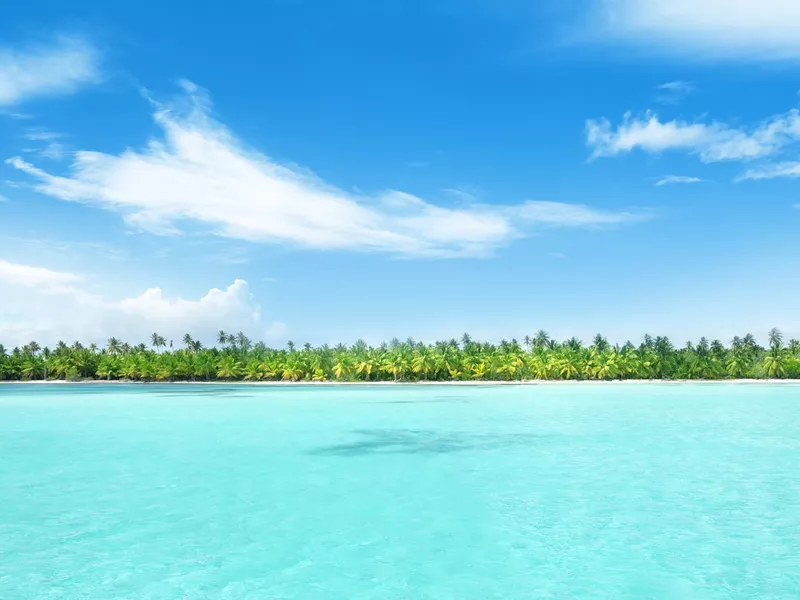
[1,383,799,599]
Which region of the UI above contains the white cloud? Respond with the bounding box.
[0,109,32,119]
[514,200,641,226]
[0,37,100,106]
[0,259,267,347]
[656,80,694,104]
[655,175,703,186]
[265,321,288,343]
[8,81,644,259]
[736,161,800,181]
[38,142,67,160]
[0,258,81,290]
[590,0,800,60]
[441,188,480,203]
[23,128,65,141]
[658,81,692,94]
[0,193,8,202]
[587,110,800,162]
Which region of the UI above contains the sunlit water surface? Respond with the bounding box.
[1,383,799,599]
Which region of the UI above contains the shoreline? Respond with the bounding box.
[1,379,799,386]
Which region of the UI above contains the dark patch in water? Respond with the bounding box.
[308,428,545,456]
[370,396,471,405]
[375,400,419,404]
[152,388,244,396]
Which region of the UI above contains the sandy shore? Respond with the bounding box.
[1,379,798,386]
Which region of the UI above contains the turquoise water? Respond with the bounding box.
[1,384,799,599]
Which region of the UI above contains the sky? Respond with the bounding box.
[1,0,799,348]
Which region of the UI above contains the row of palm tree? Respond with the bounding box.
[1,329,799,382]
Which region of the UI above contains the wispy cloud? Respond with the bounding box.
[736,161,800,181]
[0,109,33,119]
[0,193,8,202]
[38,142,67,160]
[8,81,645,259]
[587,109,800,162]
[23,128,65,141]
[441,187,480,203]
[21,133,70,160]
[0,36,100,106]
[587,0,800,60]
[0,235,126,260]
[656,80,694,104]
[655,175,703,186]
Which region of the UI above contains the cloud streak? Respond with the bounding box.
[8,82,645,258]
[589,0,800,60]
[0,37,100,106]
[737,161,800,181]
[656,80,694,104]
[655,175,703,186]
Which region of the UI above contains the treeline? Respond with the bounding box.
[1,329,799,382]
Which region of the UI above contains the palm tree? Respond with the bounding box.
[592,334,609,352]
[768,328,783,350]
[3,328,800,383]
[556,354,581,380]
[107,337,121,355]
[236,331,251,351]
[217,330,227,347]
[150,333,166,352]
[216,355,242,380]
[763,346,788,379]
[533,330,548,348]
[742,333,758,350]
[333,355,352,380]
[726,350,750,379]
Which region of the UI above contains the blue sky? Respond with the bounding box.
[1,0,799,348]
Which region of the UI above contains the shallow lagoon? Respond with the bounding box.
[1,383,799,599]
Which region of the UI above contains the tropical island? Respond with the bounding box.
[1,328,798,382]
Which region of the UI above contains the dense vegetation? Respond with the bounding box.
[1,329,799,382]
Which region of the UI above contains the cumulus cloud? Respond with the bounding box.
[7,81,644,258]
[0,259,267,347]
[587,110,800,162]
[737,161,800,181]
[0,37,100,106]
[655,175,703,186]
[589,0,800,60]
